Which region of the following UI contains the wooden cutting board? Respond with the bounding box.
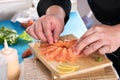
[23,58,118,80]
[29,34,112,80]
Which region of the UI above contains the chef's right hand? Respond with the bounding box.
[26,5,65,44]
[26,14,64,44]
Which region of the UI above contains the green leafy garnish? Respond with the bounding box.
[0,26,33,45]
[0,26,18,45]
[18,31,33,42]
[95,56,103,62]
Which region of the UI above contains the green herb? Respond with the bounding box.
[95,56,103,62]
[0,26,18,45]
[18,31,33,42]
[0,26,33,45]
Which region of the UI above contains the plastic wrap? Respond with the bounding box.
[0,54,7,80]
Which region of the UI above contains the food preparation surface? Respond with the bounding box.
[29,34,112,80]
[23,58,117,80]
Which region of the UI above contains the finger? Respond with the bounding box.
[77,26,96,43]
[35,20,47,42]
[77,25,101,46]
[83,26,99,37]
[26,24,39,39]
[99,45,110,55]
[83,40,105,56]
[74,32,100,55]
[74,31,96,50]
[53,31,59,42]
[42,20,53,44]
[53,26,61,42]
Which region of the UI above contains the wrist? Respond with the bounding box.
[113,24,120,46]
[114,24,120,30]
[46,5,66,21]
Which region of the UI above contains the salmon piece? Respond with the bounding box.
[40,43,50,48]
[62,40,69,48]
[40,48,46,55]
[45,53,52,61]
[44,46,58,53]
[54,48,64,62]
[62,48,68,61]
[45,47,63,61]
[68,48,77,57]
[69,39,77,47]
[39,39,81,62]
[41,44,53,50]
[41,45,55,50]
[65,40,77,48]
[67,48,76,62]
[21,20,34,28]
[53,40,64,47]
[41,46,58,55]
[58,48,68,62]
[49,47,63,59]
[22,48,32,58]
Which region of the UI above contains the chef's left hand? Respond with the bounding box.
[74,24,120,56]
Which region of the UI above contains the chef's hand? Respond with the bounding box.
[26,5,65,44]
[74,24,120,55]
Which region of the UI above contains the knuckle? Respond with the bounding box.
[93,26,103,31]
[41,15,49,21]
[84,48,92,56]
[99,32,105,37]
[41,15,46,18]
[90,44,97,51]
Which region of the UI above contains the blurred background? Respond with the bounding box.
[0,0,100,24]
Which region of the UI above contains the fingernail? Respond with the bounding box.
[54,39,58,42]
[74,51,79,55]
[49,41,53,44]
[49,39,54,44]
[74,48,79,55]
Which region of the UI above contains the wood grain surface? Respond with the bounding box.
[24,58,118,80]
